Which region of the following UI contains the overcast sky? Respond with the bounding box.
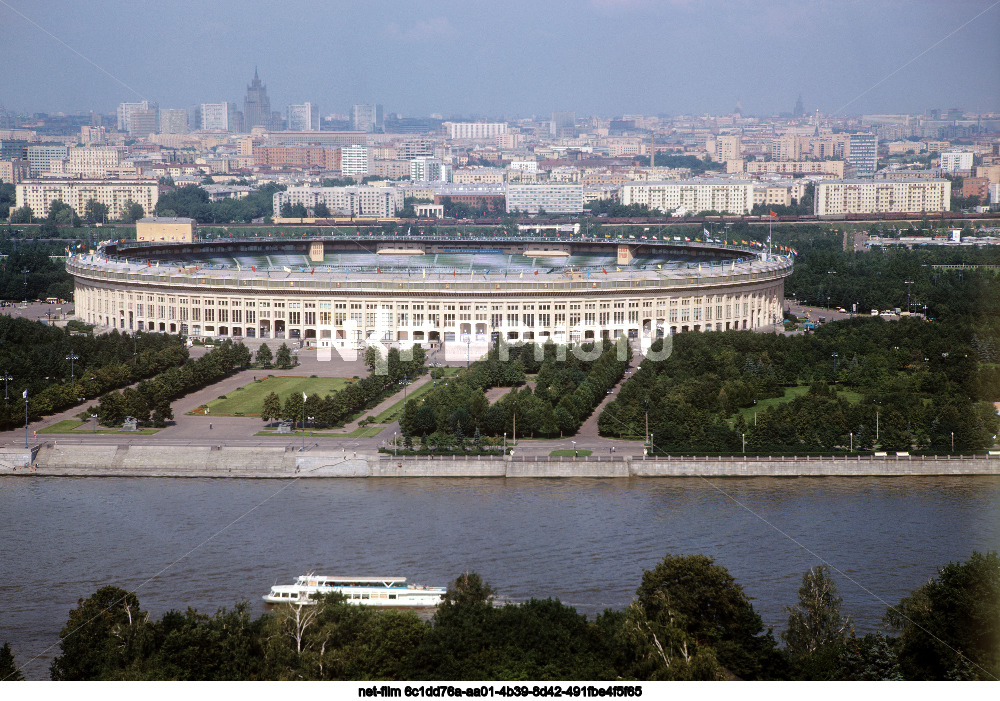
[1,0,998,118]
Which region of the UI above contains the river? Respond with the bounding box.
[2,475,998,679]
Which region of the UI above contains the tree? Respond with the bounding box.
[364,345,384,374]
[50,586,152,680]
[313,202,330,217]
[621,553,785,680]
[261,391,281,424]
[9,205,33,223]
[835,633,903,681]
[255,343,273,368]
[121,200,144,224]
[84,199,109,225]
[782,565,852,679]
[0,642,24,681]
[885,550,1000,680]
[275,343,293,369]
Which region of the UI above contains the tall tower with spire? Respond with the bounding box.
[243,68,273,131]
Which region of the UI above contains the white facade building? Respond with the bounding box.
[409,156,449,182]
[199,102,239,132]
[939,151,974,172]
[506,183,584,214]
[286,102,320,131]
[273,185,404,217]
[340,145,372,176]
[443,122,508,140]
[620,180,756,215]
[813,179,951,216]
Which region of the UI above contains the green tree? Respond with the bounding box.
[0,641,24,681]
[50,586,152,680]
[885,550,1000,680]
[621,553,785,680]
[313,202,330,217]
[84,199,109,225]
[275,343,293,369]
[255,343,273,367]
[835,633,903,681]
[261,391,281,424]
[121,200,145,224]
[10,205,33,223]
[782,565,853,679]
[281,393,302,425]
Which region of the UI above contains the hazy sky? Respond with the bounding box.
[1,0,998,118]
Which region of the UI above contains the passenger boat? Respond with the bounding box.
[262,575,446,608]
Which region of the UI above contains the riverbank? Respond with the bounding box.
[2,444,998,478]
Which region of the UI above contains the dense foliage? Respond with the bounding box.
[3,551,990,681]
[154,184,286,224]
[600,318,999,454]
[0,317,186,429]
[399,340,629,444]
[0,240,74,301]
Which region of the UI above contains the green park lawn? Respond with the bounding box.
[734,384,863,424]
[549,449,593,457]
[196,376,353,416]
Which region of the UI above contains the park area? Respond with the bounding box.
[195,375,353,416]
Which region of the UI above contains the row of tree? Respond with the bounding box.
[257,345,426,429]
[95,339,250,427]
[599,318,999,453]
[4,550,993,681]
[399,340,629,442]
[0,318,187,430]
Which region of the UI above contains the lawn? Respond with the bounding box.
[196,376,354,416]
[735,384,863,423]
[549,449,593,457]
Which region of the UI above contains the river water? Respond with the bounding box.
[2,475,998,679]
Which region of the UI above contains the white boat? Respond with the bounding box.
[262,575,446,608]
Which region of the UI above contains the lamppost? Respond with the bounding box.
[308,416,314,437]
[644,398,649,446]
[512,400,517,447]
[91,413,98,433]
[467,336,471,369]
[22,268,28,302]
[572,440,577,458]
[132,330,140,365]
[403,374,409,415]
[951,431,954,453]
[66,351,79,391]
[831,352,838,377]
[394,431,397,457]
[24,389,29,448]
[741,432,746,454]
[503,432,507,454]
[300,391,306,452]
[904,279,914,313]
[0,373,11,402]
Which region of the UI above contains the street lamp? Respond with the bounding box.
[503,432,507,454]
[65,351,80,391]
[831,352,838,377]
[24,389,29,448]
[572,440,577,458]
[91,413,98,433]
[300,391,306,452]
[512,400,517,446]
[0,373,12,403]
[308,416,314,437]
[403,374,409,415]
[22,268,28,302]
[904,279,914,313]
[951,431,954,453]
[394,430,397,456]
[133,330,140,365]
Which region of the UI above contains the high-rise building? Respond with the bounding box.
[847,133,878,177]
[199,103,240,132]
[351,104,384,133]
[159,109,189,134]
[409,156,449,182]
[129,108,159,138]
[243,69,273,131]
[117,101,156,133]
[551,111,576,138]
[286,102,320,131]
[940,152,974,172]
[340,145,372,176]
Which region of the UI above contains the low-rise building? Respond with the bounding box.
[273,185,404,217]
[506,183,584,214]
[620,179,755,215]
[136,217,196,242]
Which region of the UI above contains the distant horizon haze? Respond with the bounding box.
[1,0,998,118]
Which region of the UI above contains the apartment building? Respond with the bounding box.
[16,178,158,219]
[620,180,755,215]
[273,185,404,217]
[813,179,950,216]
[506,183,584,214]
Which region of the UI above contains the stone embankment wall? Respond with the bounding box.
[2,444,997,478]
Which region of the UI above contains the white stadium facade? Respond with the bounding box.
[68,235,793,356]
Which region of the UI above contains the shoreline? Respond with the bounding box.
[2,444,997,478]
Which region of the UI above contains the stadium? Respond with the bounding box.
[68,233,793,356]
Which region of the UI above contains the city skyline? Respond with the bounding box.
[1,0,998,118]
